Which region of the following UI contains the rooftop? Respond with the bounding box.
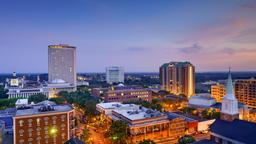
[210,119,256,144]
[167,112,197,122]
[15,100,73,117]
[97,102,130,109]
[48,44,76,49]
[113,107,164,121]
[190,95,215,100]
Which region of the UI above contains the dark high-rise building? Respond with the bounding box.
[160,62,195,98]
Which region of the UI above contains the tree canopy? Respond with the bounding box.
[178,135,196,144]
[28,93,47,103]
[0,85,8,99]
[107,120,129,144]
[0,98,17,110]
[138,139,156,144]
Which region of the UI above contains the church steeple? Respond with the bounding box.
[220,68,239,121]
[225,68,236,99]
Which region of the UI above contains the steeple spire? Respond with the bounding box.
[226,67,235,97]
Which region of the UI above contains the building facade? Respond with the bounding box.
[160,62,195,98]
[5,73,49,99]
[105,88,152,103]
[106,67,124,84]
[48,44,77,86]
[211,84,226,103]
[96,102,186,143]
[13,101,75,144]
[235,78,256,108]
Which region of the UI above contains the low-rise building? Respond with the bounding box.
[189,94,216,107]
[47,79,76,98]
[97,102,186,143]
[93,85,152,103]
[13,101,75,144]
[5,74,49,99]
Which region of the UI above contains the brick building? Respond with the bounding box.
[13,101,75,144]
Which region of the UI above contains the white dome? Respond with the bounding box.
[51,79,66,84]
[117,83,125,87]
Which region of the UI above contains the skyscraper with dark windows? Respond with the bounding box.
[160,62,195,98]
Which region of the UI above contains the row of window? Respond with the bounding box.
[18,115,66,127]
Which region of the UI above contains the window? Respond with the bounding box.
[19,120,24,127]
[28,119,33,127]
[19,129,24,137]
[36,118,40,126]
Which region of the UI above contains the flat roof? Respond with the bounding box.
[97,102,138,109]
[167,112,198,122]
[48,44,76,49]
[15,101,73,117]
[113,107,165,121]
[190,95,215,100]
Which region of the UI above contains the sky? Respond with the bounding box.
[0,0,256,73]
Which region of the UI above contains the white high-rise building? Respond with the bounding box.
[106,67,124,84]
[48,44,77,86]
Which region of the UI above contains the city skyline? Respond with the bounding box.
[1,0,256,73]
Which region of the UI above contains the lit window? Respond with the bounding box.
[37,118,40,126]
[19,120,24,127]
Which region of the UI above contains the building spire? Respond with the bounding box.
[225,68,236,98]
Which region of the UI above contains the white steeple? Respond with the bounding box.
[221,68,239,115]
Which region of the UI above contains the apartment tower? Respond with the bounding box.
[235,78,256,108]
[160,62,195,98]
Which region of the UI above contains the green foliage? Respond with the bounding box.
[181,107,196,114]
[0,98,17,110]
[178,135,195,144]
[202,109,220,119]
[28,94,47,103]
[0,85,8,99]
[81,128,90,142]
[107,120,129,144]
[138,139,156,144]
[57,90,99,117]
[49,97,66,104]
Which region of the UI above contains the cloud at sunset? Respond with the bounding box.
[0,0,256,72]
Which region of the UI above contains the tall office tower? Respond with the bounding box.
[48,44,77,86]
[106,67,124,84]
[160,62,195,98]
[235,78,256,108]
[211,84,226,102]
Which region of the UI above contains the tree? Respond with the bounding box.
[138,139,156,144]
[107,120,129,144]
[57,90,99,120]
[0,98,17,110]
[178,135,195,144]
[202,109,220,119]
[0,85,8,99]
[49,97,66,104]
[81,128,90,142]
[28,94,47,103]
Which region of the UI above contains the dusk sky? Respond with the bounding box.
[1,0,256,73]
